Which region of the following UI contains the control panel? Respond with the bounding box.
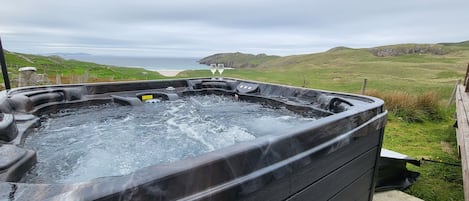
[236,82,259,94]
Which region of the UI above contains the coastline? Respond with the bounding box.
[155,70,184,77]
[155,68,232,77]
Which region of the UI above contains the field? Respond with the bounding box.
[2,42,469,200]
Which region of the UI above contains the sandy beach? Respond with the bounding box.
[155,68,231,77]
[155,70,184,77]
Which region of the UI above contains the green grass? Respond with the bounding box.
[385,112,463,201]
[2,41,468,200]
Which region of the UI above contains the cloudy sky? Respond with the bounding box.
[1,0,468,57]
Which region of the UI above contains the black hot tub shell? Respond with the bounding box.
[0,78,387,201]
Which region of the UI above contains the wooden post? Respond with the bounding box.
[465,63,469,92]
[448,79,462,107]
[56,73,61,84]
[361,79,367,95]
[465,63,469,85]
[83,70,89,83]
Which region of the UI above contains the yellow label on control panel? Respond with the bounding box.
[141,94,153,101]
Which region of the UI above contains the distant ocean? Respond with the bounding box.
[60,55,208,71]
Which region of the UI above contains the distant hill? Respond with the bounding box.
[439,40,469,47]
[199,41,469,69]
[198,52,280,68]
[43,52,93,57]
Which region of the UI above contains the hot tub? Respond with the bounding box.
[0,78,386,201]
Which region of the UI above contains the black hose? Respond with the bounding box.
[0,36,11,90]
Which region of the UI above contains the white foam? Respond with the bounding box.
[22,95,317,184]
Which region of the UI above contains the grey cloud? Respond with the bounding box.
[1,0,469,57]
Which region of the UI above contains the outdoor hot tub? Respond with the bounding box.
[0,78,386,201]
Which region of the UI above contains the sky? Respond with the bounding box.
[1,0,468,58]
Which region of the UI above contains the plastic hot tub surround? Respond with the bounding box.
[0,78,387,201]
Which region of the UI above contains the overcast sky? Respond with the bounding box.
[1,0,468,58]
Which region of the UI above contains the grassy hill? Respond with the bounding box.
[191,41,469,99]
[1,50,165,88]
[199,52,280,68]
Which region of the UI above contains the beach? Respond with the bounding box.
[155,68,231,77]
[155,70,184,77]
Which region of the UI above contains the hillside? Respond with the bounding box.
[201,41,469,68]
[198,52,280,68]
[184,41,469,98]
[0,51,165,88]
[195,41,469,96]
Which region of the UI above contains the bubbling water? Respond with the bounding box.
[22,95,317,184]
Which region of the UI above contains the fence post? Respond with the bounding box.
[448,79,461,107]
[361,79,367,95]
[465,63,469,92]
[56,73,61,84]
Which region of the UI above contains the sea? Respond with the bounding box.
[60,55,208,71]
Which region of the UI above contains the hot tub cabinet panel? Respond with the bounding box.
[0,78,386,201]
